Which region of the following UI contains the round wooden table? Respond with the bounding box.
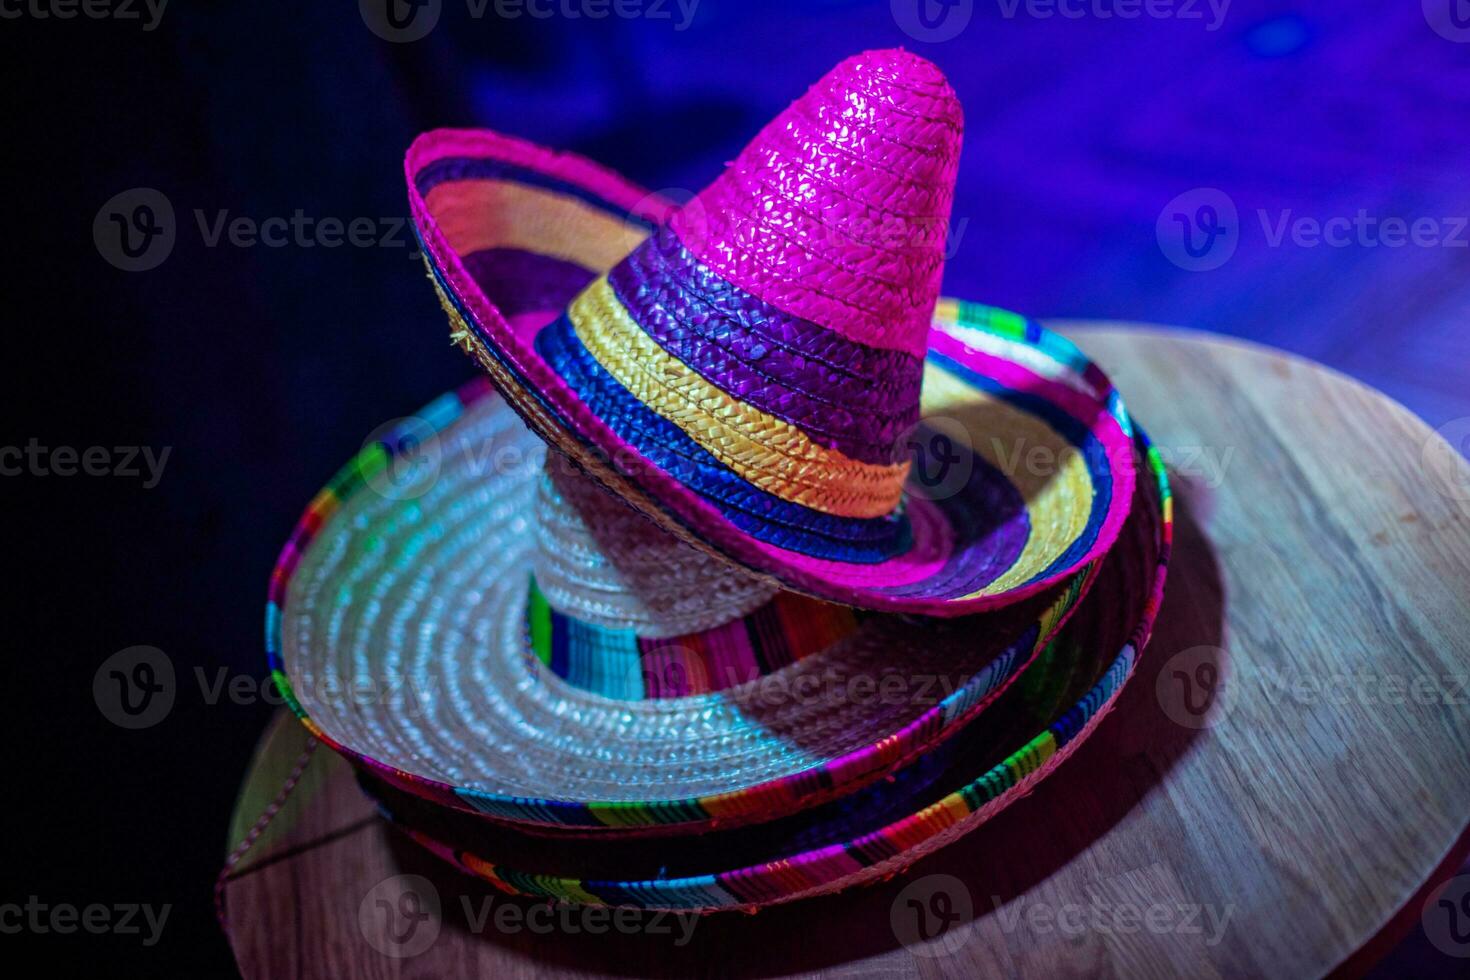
[222,326,1470,978]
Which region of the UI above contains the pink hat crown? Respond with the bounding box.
[542,48,966,565]
[670,48,964,361]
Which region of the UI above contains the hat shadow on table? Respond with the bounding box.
[378,474,1225,975]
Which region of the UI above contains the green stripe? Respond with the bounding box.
[527,577,553,666]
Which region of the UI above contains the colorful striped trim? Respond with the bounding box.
[373,427,1169,909]
[422,180,647,281]
[407,127,1137,616]
[610,225,923,465]
[915,352,1113,599]
[267,381,1103,831]
[414,156,653,222]
[528,575,861,700]
[566,275,911,519]
[534,306,914,562]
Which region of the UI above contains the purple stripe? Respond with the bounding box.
[607,226,922,465]
[882,427,1031,598]
[462,248,596,318]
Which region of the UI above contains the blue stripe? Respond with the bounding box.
[925,351,1115,585]
[535,312,914,563]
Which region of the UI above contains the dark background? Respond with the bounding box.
[2,0,1467,975]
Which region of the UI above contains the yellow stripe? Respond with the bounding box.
[424,180,648,274]
[586,802,656,829]
[920,363,1095,597]
[569,276,909,519]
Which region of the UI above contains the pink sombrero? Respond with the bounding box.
[407,49,1137,617]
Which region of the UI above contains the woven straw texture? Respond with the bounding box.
[405,50,1138,617]
[358,430,1170,910]
[269,350,1103,832]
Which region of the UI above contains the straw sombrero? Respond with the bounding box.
[350,429,1169,910]
[268,298,1122,834]
[406,49,1137,617]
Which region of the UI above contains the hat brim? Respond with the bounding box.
[268,382,1101,834]
[354,427,1170,911]
[406,129,1138,618]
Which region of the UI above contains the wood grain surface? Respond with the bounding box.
[221,326,1470,979]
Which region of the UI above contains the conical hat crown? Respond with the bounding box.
[557,49,963,525]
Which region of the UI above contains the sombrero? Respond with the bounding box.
[406,48,1137,617]
[267,302,1119,834]
[353,429,1170,911]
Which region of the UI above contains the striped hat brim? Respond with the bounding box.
[355,428,1170,910]
[268,381,1101,834]
[406,128,1138,618]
